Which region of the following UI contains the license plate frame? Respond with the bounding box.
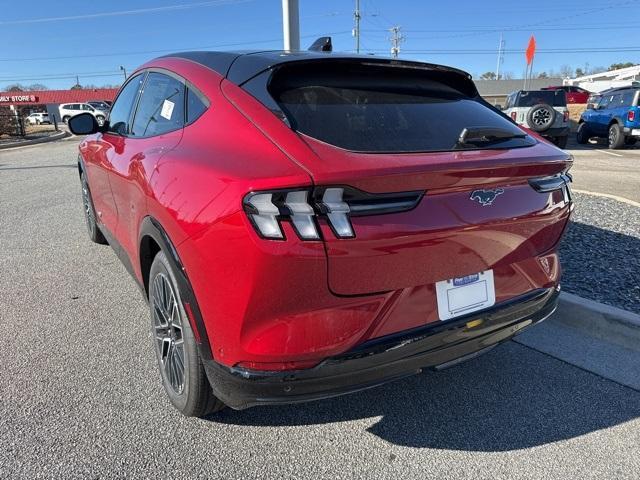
[435,270,496,321]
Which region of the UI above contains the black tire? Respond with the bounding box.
[608,123,625,149]
[576,122,590,144]
[527,104,556,132]
[149,250,225,417]
[80,172,107,244]
[62,115,70,123]
[553,135,568,149]
[625,137,637,146]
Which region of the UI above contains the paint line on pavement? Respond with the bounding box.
[595,149,623,157]
[572,188,640,208]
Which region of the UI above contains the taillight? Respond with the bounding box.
[629,110,636,122]
[563,110,569,122]
[510,111,517,121]
[243,187,423,241]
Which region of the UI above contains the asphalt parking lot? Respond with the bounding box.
[1,139,639,479]
[565,136,640,204]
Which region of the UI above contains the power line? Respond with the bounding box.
[0,0,254,26]
[0,31,352,64]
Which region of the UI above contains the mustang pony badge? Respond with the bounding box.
[470,188,504,206]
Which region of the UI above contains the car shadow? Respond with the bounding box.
[559,221,640,314]
[206,341,639,451]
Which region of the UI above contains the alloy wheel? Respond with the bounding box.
[532,109,550,127]
[81,180,95,236]
[609,127,617,146]
[152,273,186,395]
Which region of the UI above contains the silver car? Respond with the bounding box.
[503,90,570,148]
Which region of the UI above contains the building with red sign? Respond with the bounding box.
[0,88,119,120]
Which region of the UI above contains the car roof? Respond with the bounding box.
[599,86,640,95]
[158,50,474,87]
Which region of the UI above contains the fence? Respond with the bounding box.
[0,112,59,138]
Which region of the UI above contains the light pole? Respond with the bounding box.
[281,0,300,51]
[120,65,127,81]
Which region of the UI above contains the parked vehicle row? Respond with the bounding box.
[577,86,640,149]
[59,102,110,126]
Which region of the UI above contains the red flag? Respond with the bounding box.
[525,35,536,65]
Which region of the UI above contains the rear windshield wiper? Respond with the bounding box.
[454,127,527,149]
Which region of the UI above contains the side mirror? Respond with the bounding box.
[495,104,503,110]
[68,112,100,135]
[586,103,594,110]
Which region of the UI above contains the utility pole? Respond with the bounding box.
[120,65,127,80]
[353,0,361,53]
[389,26,404,59]
[495,33,504,80]
[281,0,300,51]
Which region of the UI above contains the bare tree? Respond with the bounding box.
[559,65,574,78]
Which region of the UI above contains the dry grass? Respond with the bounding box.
[568,103,587,131]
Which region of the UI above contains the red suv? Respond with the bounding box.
[69,50,573,416]
[542,85,590,104]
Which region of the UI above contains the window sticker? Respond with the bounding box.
[160,99,175,120]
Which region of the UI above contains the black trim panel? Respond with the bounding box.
[204,286,560,410]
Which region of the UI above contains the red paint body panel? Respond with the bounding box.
[79,55,573,371]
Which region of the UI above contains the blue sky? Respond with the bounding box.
[1,0,638,90]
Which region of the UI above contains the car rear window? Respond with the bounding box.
[516,90,566,107]
[268,62,532,153]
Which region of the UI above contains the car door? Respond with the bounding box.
[107,70,186,260]
[592,94,613,135]
[84,73,146,240]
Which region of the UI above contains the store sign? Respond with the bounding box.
[0,94,38,103]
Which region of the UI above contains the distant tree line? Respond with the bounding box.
[3,82,122,92]
[476,61,638,80]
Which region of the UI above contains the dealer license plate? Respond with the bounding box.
[435,270,496,321]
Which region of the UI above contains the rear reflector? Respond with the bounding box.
[236,360,319,371]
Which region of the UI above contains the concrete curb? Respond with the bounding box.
[0,130,71,150]
[553,291,640,351]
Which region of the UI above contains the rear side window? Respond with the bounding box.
[269,63,530,153]
[620,91,636,107]
[516,90,566,107]
[131,72,185,137]
[186,87,208,124]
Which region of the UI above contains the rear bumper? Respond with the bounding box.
[623,127,640,137]
[541,127,569,138]
[204,286,560,410]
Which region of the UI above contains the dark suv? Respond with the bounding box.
[503,90,570,148]
[577,86,640,149]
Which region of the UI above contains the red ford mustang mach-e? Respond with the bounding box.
[69,49,573,416]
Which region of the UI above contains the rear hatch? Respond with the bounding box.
[251,59,573,296]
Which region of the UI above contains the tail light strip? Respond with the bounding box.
[528,173,573,203]
[243,186,424,241]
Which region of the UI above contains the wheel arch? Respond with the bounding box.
[608,117,623,128]
[77,153,86,178]
[138,216,213,360]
